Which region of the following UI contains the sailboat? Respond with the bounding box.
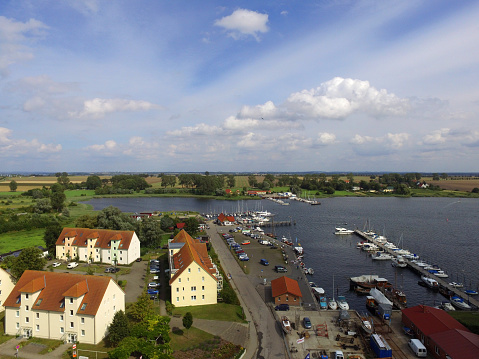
[328,275,338,310]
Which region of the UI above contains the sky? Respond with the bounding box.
[1,0,479,173]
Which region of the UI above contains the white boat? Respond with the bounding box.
[403,253,420,260]
[429,269,449,278]
[312,287,325,299]
[337,295,349,310]
[441,301,455,311]
[421,275,439,290]
[335,227,354,235]
[328,298,338,310]
[372,252,393,260]
[391,255,407,268]
[281,316,292,333]
[450,296,471,310]
[449,282,464,288]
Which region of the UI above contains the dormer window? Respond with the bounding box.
[35,299,43,306]
[81,303,87,311]
[60,301,65,308]
[16,297,21,304]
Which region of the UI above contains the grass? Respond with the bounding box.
[62,340,110,359]
[23,337,63,354]
[0,229,45,253]
[449,311,479,334]
[0,312,14,346]
[172,303,246,323]
[169,326,216,351]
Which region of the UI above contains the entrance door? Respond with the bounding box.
[23,329,32,338]
[68,333,77,343]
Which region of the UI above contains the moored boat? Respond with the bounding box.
[328,298,338,310]
[337,295,349,310]
[449,282,464,288]
[450,296,471,310]
[335,227,354,235]
[464,289,479,296]
[371,252,393,261]
[319,296,328,310]
[440,301,455,311]
[421,275,439,291]
[391,255,407,268]
[355,286,371,295]
[350,274,380,289]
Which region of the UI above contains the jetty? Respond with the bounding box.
[355,230,479,310]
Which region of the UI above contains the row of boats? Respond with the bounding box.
[310,282,349,310]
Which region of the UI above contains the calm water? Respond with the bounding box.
[82,196,479,310]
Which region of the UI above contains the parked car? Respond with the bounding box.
[260,259,269,266]
[275,265,287,273]
[147,289,159,295]
[275,304,289,311]
[239,256,250,261]
[67,262,78,269]
[150,268,160,274]
[104,267,112,273]
[111,267,120,273]
[241,240,251,245]
[52,262,61,268]
[136,257,142,262]
[148,282,160,288]
[303,317,312,329]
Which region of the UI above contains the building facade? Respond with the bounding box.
[168,230,220,307]
[3,270,125,344]
[271,276,302,307]
[0,268,16,312]
[55,228,141,265]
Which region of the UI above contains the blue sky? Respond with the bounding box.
[1,0,478,173]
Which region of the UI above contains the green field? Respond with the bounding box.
[172,303,246,323]
[0,229,46,253]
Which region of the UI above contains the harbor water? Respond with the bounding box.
[82,196,479,311]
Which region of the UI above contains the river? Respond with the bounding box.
[82,196,479,310]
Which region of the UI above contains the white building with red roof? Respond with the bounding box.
[168,230,220,307]
[55,228,141,265]
[3,270,124,344]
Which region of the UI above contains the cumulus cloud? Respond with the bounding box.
[0,127,61,155]
[0,16,48,76]
[88,140,117,151]
[351,132,409,150]
[317,132,337,145]
[214,9,269,41]
[166,123,223,137]
[285,77,410,120]
[421,128,450,145]
[70,98,162,118]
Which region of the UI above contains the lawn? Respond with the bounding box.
[0,312,14,346]
[170,326,216,351]
[172,303,246,323]
[62,340,110,359]
[0,229,45,253]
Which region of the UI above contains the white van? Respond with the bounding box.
[408,339,427,357]
[333,351,344,359]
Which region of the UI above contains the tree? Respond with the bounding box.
[11,247,47,279]
[184,217,199,236]
[33,198,52,214]
[441,173,448,180]
[226,175,235,188]
[472,187,479,193]
[97,206,137,231]
[44,221,63,256]
[182,312,193,338]
[139,216,163,247]
[9,180,17,192]
[85,175,102,190]
[57,172,71,188]
[159,215,175,232]
[50,191,66,212]
[107,310,130,346]
[247,175,257,187]
[432,173,440,181]
[128,292,154,322]
[75,214,98,228]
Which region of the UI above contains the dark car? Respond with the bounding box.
[147,288,159,295]
[303,317,312,329]
[275,265,287,273]
[260,259,269,266]
[275,304,289,311]
[136,257,142,262]
[111,267,120,273]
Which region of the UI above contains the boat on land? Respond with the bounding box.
[281,316,292,333]
[359,314,374,335]
[450,296,472,310]
[421,276,439,291]
[335,227,354,235]
[391,255,407,268]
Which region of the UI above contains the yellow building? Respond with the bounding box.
[3,270,124,344]
[168,230,221,307]
[0,268,16,312]
[55,228,141,265]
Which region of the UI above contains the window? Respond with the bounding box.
[25,293,29,300]
[36,325,39,331]
[188,268,191,273]
[60,315,64,321]
[191,296,196,301]
[70,322,74,328]
[191,286,196,291]
[81,330,85,336]
[81,317,84,324]
[202,276,205,282]
[16,311,19,317]
[25,317,29,323]
[202,286,205,291]
[60,327,64,333]
[113,294,115,300]
[70,310,73,316]
[36,313,39,319]
[435,346,440,355]
[16,322,19,329]
[176,297,179,302]
[36,298,42,306]
[202,295,205,300]
[179,278,181,283]
[81,303,87,310]
[198,268,201,273]
[60,301,65,308]
[69,298,73,304]
[25,305,29,311]
[176,288,179,292]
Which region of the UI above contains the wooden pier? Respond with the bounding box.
[262,220,295,227]
[354,230,479,310]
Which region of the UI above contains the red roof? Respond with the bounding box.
[176,223,185,229]
[402,305,469,336]
[56,228,135,250]
[217,213,234,223]
[430,329,479,359]
[271,276,302,298]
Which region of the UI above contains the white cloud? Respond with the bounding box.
[351,132,409,150]
[317,132,337,145]
[64,0,100,15]
[0,127,61,155]
[280,11,288,16]
[285,77,410,120]
[70,98,162,118]
[214,9,269,41]
[421,128,450,145]
[88,140,117,151]
[166,123,223,137]
[0,16,48,76]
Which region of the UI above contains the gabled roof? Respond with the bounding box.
[169,230,217,285]
[56,228,136,250]
[429,329,479,359]
[271,276,302,298]
[402,305,469,335]
[3,270,118,316]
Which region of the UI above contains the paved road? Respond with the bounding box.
[207,224,287,359]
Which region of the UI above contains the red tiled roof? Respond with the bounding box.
[271,276,302,298]
[217,213,234,223]
[402,305,469,336]
[3,270,118,316]
[430,329,479,359]
[55,228,135,250]
[176,223,185,229]
[169,230,217,285]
